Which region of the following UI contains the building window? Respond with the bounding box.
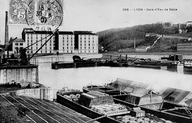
[15,43,18,45]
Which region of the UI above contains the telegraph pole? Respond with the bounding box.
[134,37,136,49]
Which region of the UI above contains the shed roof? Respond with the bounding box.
[162,87,190,104]
[14,38,25,42]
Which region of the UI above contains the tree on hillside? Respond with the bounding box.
[97,23,166,52]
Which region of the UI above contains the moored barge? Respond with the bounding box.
[129,58,178,70]
[83,78,192,123]
[183,59,192,73]
[57,88,166,123]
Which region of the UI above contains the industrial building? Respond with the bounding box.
[58,31,75,53]
[17,28,98,55]
[22,28,57,54]
[73,31,98,54]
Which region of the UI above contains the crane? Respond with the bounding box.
[0,29,58,65]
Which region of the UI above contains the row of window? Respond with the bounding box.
[79,47,95,49]
[27,36,55,40]
[79,41,95,43]
[27,50,53,54]
[63,44,73,46]
[63,47,73,49]
[63,37,73,39]
[79,50,97,53]
[27,49,97,54]
[79,44,95,46]
[15,43,23,46]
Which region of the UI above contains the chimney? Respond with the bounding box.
[5,11,9,46]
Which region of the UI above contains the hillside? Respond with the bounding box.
[97,23,191,52]
[148,34,192,52]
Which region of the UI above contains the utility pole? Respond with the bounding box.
[134,37,136,49]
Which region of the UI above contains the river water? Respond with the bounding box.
[38,61,192,94]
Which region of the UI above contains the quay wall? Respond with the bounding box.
[0,66,38,84]
[103,53,192,60]
[30,53,103,63]
[14,88,54,101]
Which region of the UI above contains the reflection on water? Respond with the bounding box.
[38,62,192,94]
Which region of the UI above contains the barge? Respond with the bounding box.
[57,88,166,123]
[183,59,192,74]
[129,58,178,70]
[83,78,192,123]
[51,57,177,70]
[51,55,125,69]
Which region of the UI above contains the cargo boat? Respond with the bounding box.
[129,58,178,70]
[51,58,126,69]
[183,59,192,73]
[57,88,166,123]
[52,61,97,69]
[83,79,192,123]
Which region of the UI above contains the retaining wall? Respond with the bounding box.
[15,88,53,101]
[0,65,38,84]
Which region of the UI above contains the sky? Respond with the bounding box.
[0,0,192,44]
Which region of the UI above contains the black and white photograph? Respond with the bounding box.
[0,0,192,122]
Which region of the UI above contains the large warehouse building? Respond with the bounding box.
[19,28,98,55]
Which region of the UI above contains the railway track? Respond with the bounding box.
[0,94,93,123]
[24,96,91,122]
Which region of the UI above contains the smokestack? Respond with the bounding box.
[5,11,9,46]
[5,11,9,58]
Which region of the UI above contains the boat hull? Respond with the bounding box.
[114,95,192,123]
[84,87,192,123]
[57,94,121,123]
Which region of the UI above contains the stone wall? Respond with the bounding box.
[0,66,38,84]
[15,87,53,101]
